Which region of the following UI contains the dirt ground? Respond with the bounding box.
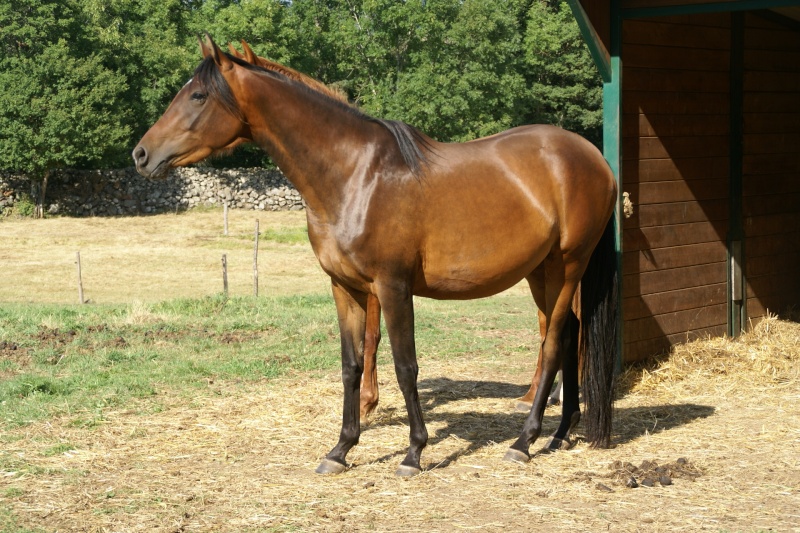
[2,320,799,532]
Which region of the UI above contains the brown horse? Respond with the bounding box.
[225,40,578,418]
[133,35,618,476]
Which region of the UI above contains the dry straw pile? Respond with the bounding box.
[621,311,800,393]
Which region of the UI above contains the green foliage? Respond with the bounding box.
[0,0,604,174]
[10,194,35,218]
[523,1,603,145]
[362,0,530,141]
[0,2,131,177]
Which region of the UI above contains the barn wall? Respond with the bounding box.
[621,13,732,361]
[742,13,800,320]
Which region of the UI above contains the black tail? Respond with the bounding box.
[579,215,619,448]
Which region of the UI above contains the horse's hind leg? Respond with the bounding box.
[544,309,581,451]
[517,266,562,411]
[360,294,381,421]
[516,267,546,411]
[505,255,581,463]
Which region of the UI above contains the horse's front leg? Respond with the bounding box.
[316,280,368,475]
[377,283,427,477]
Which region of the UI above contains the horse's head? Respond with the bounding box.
[133,35,251,179]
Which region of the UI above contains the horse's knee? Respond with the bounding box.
[341,360,362,389]
[365,329,381,350]
[394,363,419,392]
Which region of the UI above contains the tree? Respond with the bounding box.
[188,0,294,64]
[302,0,529,142]
[522,0,602,145]
[78,0,198,143]
[0,0,130,216]
[375,0,529,141]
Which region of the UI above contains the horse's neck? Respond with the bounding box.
[243,71,377,220]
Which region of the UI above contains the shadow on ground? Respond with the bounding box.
[362,377,714,470]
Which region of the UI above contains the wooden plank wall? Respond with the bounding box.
[742,13,800,320]
[621,13,731,361]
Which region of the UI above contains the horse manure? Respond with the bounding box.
[609,457,703,488]
[639,459,656,471]
[596,483,614,492]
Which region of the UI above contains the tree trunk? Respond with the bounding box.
[33,171,49,218]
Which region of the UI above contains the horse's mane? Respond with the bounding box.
[195,51,432,176]
[253,57,350,104]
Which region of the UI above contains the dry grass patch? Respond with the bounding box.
[0,210,329,304]
[2,313,798,532]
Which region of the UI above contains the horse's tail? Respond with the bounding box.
[579,214,619,448]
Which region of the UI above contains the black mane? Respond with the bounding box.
[194,53,433,177]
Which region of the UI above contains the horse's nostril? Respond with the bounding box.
[132,146,148,166]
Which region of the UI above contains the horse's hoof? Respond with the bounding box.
[395,464,422,477]
[543,436,574,451]
[315,458,347,475]
[359,404,377,423]
[503,448,530,464]
[514,400,532,413]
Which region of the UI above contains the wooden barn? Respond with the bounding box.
[566,0,800,361]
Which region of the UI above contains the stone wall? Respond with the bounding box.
[0,166,304,216]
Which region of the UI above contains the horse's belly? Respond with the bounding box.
[415,268,531,300]
[416,232,552,299]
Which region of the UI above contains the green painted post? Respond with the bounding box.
[567,0,624,367]
[606,2,623,371]
[728,12,745,336]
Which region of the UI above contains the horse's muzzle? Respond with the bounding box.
[132,145,169,179]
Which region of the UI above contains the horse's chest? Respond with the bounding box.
[308,226,372,291]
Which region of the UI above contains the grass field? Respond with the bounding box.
[1,210,798,532]
[0,209,331,304]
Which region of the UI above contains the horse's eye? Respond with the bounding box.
[191,92,206,102]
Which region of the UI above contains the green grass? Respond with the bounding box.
[0,504,46,533]
[260,226,309,244]
[0,293,536,431]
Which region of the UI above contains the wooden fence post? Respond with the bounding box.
[253,219,260,297]
[75,251,85,304]
[222,254,228,297]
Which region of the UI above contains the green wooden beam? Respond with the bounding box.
[622,0,800,19]
[566,0,612,82]
[728,12,746,337]
[603,1,624,368]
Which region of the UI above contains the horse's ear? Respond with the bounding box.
[228,42,245,59]
[199,34,212,59]
[202,33,233,71]
[240,40,257,64]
